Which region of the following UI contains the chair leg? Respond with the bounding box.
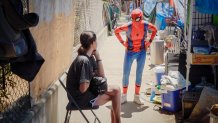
[64,110,69,123]
[90,110,101,123]
[64,110,71,123]
[67,111,72,123]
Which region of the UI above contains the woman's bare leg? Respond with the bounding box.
[111,110,115,123]
[93,85,121,123]
[109,85,121,123]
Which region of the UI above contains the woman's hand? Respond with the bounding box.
[92,50,101,60]
[92,49,105,78]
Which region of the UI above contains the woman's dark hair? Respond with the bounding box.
[78,31,96,55]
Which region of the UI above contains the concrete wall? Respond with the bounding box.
[24,0,108,122]
[28,27,108,123]
[28,0,75,100]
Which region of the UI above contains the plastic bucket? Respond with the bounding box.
[154,66,165,85]
[150,40,164,65]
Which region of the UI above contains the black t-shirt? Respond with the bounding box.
[66,54,97,107]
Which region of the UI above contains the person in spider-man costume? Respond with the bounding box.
[114,8,157,105]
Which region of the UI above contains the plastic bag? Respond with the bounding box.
[90,77,108,96]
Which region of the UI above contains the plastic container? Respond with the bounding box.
[161,87,186,112]
[150,40,164,65]
[150,83,156,102]
[154,66,165,85]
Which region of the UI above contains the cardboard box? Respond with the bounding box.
[182,92,201,119]
[191,53,218,65]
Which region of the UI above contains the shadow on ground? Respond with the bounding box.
[148,64,156,70]
[106,102,149,118]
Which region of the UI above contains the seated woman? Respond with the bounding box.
[66,31,121,123]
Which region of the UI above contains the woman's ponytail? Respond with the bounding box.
[77,46,86,55]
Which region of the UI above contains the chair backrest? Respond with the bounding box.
[58,72,83,110]
[59,72,92,122]
[59,74,99,109]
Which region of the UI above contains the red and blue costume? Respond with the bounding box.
[115,9,157,52]
[115,9,157,102]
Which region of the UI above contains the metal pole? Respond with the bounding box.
[185,0,193,91]
[184,0,187,41]
[59,77,90,123]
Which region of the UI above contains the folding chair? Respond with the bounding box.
[59,72,101,123]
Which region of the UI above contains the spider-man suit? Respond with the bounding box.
[114,9,157,104]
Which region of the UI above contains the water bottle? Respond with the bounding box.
[156,84,161,90]
[150,82,156,102]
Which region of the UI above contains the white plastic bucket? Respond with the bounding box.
[150,40,164,65]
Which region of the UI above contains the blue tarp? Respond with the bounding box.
[155,1,185,30]
[155,2,174,30]
[195,0,218,14]
[156,2,174,17]
[142,0,157,16]
[129,1,134,13]
[155,13,167,30]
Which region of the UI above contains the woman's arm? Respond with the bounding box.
[78,58,93,93]
[79,50,105,93]
[93,50,105,78]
